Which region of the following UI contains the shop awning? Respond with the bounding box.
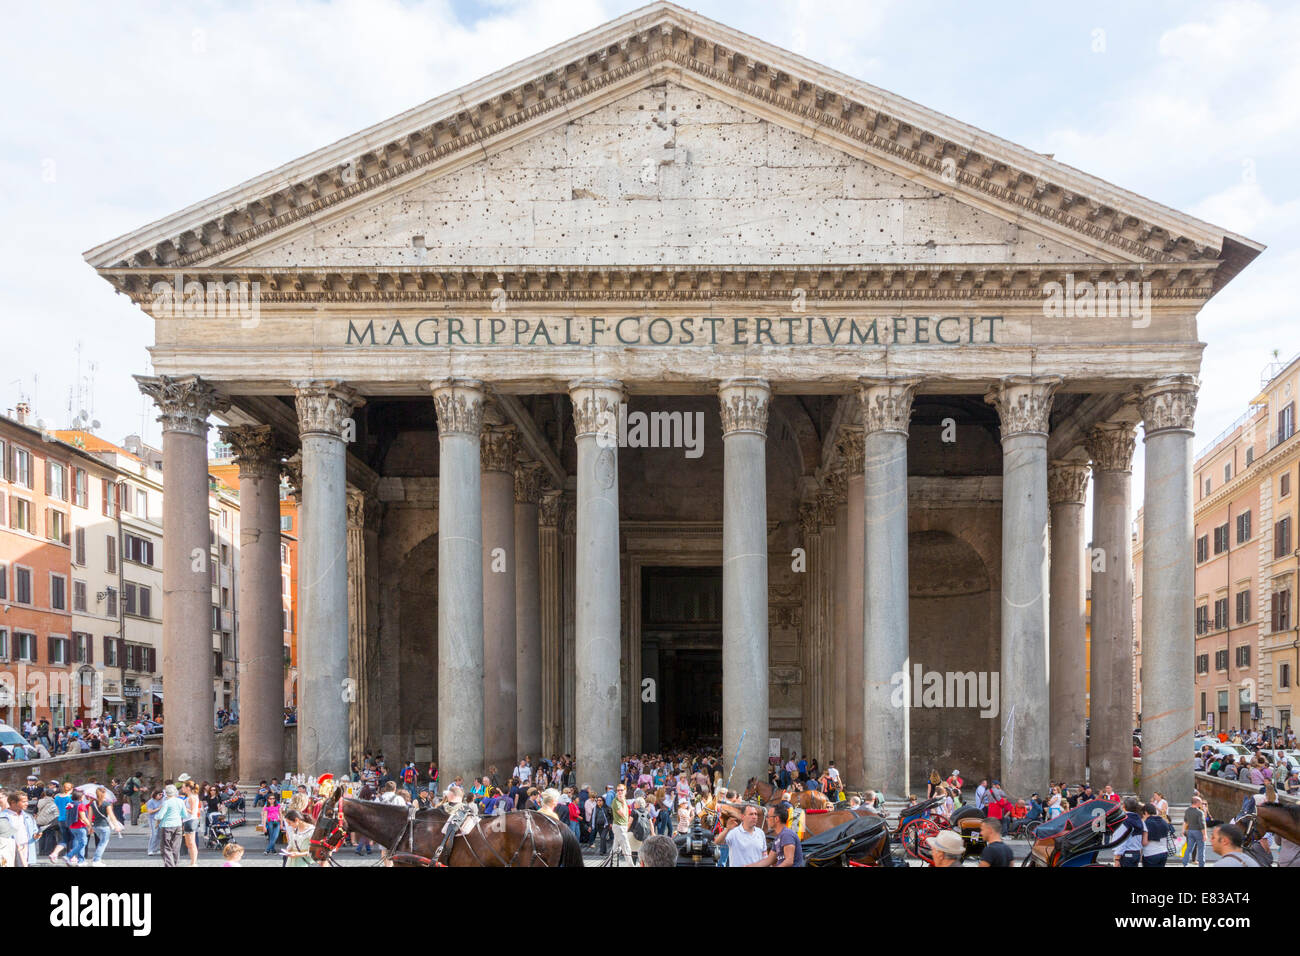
[102,695,126,704]
[153,691,163,700]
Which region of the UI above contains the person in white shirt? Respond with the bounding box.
[715,803,767,867]
[2,791,36,867]
[516,759,532,784]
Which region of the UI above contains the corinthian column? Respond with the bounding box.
[1085,421,1138,791]
[515,461,544,759]
[480,423,518,775]
[293,380,362,778]
[798,500,823,765]
[539,490,563,755]
[836,426,865,789]
[1047,459,1090,785]
[826,468,848,771]
[858,378,917,799]
[135,375,227,781]
[432,380,486,787]
[218,424,284,786]
[986,375,1059,796]
[1137,376,1198,803]
[719,377,771,787]
[568,379,623,789]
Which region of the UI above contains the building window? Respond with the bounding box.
[1282,663,1292,689]
[10,496,32,532]
[106,534,117,573]
[1215,649,1229,671]
[1283,472,1292,498]
[123,533,155,566]
[1213,596,1228,630]
[104,586,117,619]
[48,636,69,666]
[0,563,6,600]
[123,583,151,619]
[101,478,114,516]
[74,526,85,565]
[73,467,87,508]
[1237,511,1252,544]
[103,636,118,667]
[1276,517,1293,558]
[1196,654,1209,674]
[220,586,229,609]
[1195,604,1209,636]
[1213,523,1229,555]
[1236,590,1251,624]
[46,461,67,500]
[12,446,32,488]
[72,579,87,613]
[1235,645,1251,668]
[136,489,147,518]
[1196,535,1209,563]
[220,544,229,566]
[14,566,32,605]
[1279,402,1296,445]
[222,631,234,659]
[1272,589,1293,632]
[280,543,289,564]
[211,605,221,630]
[1224,462,1232,483]
[47,508,68,544]
[1246,447,1255,466]
[15,632,36,662]
[221,510,229,529]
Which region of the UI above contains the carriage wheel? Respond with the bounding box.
[902,818,940,859]
[930,814,951,829]
[1021,820,1041,841]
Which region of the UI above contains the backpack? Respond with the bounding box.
[631,809,650,841]
[65,800,82,825]
[403,767,416,784]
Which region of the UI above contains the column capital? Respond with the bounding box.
[218,424,283,480]
[514,460,545,504]
[135,374,229,437]
[798,499,821,537]
[538,489,564,527]
[431,378,487,437]
[1047,460,1091,505]
[985,375,1062,439]
[857,377,919,436]
[834,425,865,475]
[816,489,838,527]
[718,377,771,437]
[293,380,363,438]
[1137,375,1198,436]
[280,452,302,499]
[1086,421,1138,473]
[568,378,623,440]
[480,424,519,474]
[824,467,848,503]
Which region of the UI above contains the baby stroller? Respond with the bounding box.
[205,809,235,850]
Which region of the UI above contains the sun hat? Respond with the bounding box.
[925,830,965,857]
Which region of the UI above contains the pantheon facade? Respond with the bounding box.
[87,3,1260,802]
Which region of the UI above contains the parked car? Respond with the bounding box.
[0,723,33,759]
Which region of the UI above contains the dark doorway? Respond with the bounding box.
[640,566,722,751]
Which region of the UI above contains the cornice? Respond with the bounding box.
[1193,432,1300,517]
[101,262,1219,307]
[87,8,1253,280]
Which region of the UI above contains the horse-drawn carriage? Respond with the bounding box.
[802,814,903,867]
[1021,799,1127,867]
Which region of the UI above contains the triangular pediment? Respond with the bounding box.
[86,1,1261,291]
[225,82,1097,269]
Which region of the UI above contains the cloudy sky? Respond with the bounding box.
[2,0,1296,499]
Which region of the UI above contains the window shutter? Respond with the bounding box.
[45,460,51,495]
[47,636,55,663]
[86,635,93,665]
[103,635,111,661]
[117,637,125,666]
[147,647,156,672]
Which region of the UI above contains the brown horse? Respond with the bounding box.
[742,778,833,811]
[718,800,878,838]
[1243,782,1300,859]
[309,790,583,867]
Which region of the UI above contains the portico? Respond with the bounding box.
[88,3,1260,804]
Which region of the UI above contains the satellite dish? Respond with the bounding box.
[79,409,88,420]
[92,420,101,430]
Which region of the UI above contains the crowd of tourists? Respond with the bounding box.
[1,715,159,763]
